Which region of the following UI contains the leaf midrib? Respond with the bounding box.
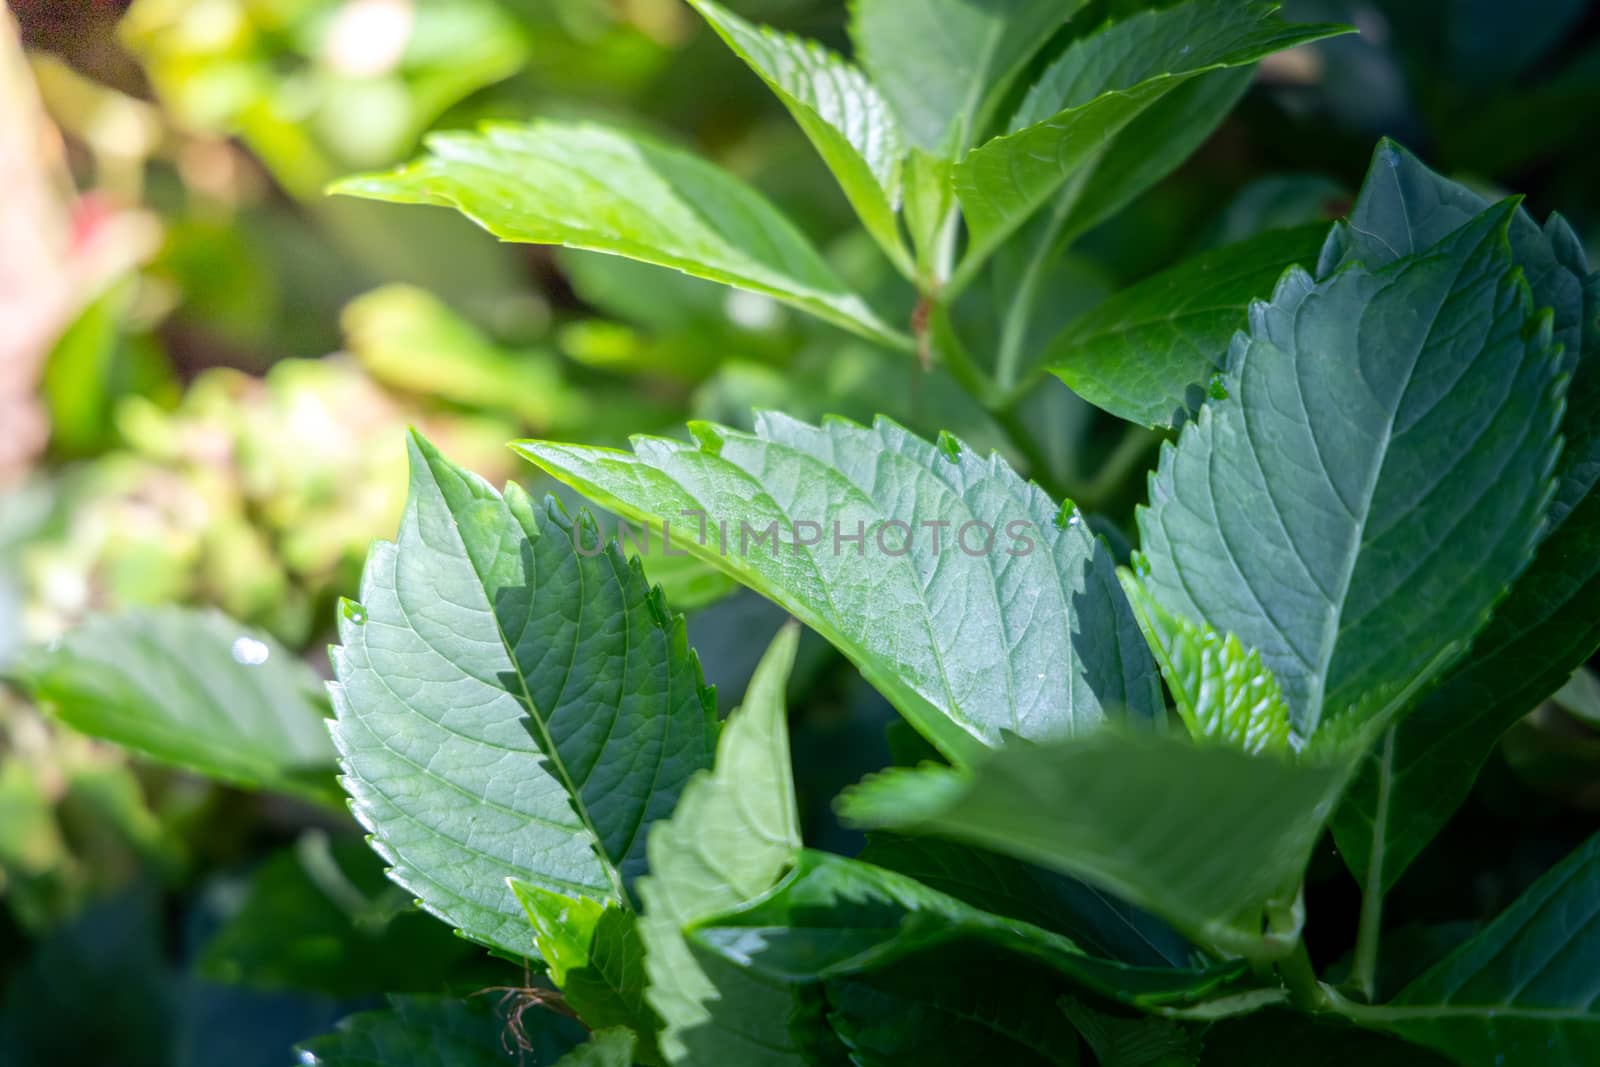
[424,486,630,907]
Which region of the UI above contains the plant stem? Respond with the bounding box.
[1279,939,1329,1012]
[1077,424,1162,513]
[927,304,1068,498]
[1352,726,1397,1000]
[993,186,1080,393]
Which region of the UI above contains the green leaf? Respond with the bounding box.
[1324,144,1599,892]
[847,0,1084,153]
[1333,482,1600,898]
[509,881,606,988]
[342,283,576,429]
[1121,575,1292,756]
[955,1,1347,270]
[512,881,659,1059]
[553,1028,639,1067]
[331,121,907,350]
[13,607,336,805]
[688,0,907,268]
[296,994,588,1067]
[823,938,1086,1065]
[638,622,807,1064]
[1348,833,1600,1066]
[1059,996,1199,1066]
[691,850,1242,1006]
[198,834,493,997]
[514,413,1161,764]
[1045,224,1328,428]
[329,433,716,957]
[1055,66,1255,250]
[856,835,1193,968]
[838,729,1347,954]
[1136,202,1564,742]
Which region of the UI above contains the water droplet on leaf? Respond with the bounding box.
[231,636,270,666]
[340,598,368,625]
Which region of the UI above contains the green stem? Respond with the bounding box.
[1279,939,1330,1013]
[993,188,1080,392]
[928,305,1067,498]
[1352,726,1396,1000]
[1076,424,1162,513]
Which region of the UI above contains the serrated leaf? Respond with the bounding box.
[838,730,1347,954]
[1317,142,1586,372]
[1137,202,1563,743]
[1045,224,1327,428]
[1323,144,1598,891]
[856,835,1193,968]
[509,881,606,988]
[690,850,1242,1007]
[295,994,589,1067]
[512,881,659,1060]
[638,622,807,1064]
[688,0,906,267]
[955,1,1347,270]
[1333,484,1600,894]
[331,121,907,350]
[329,433,716,958]
[1348,833,1600,1066]
[847,0,1084,154]
[515,413,1160,764]
[553,1028,638,1067]
[1121,575,1292,756]
[13,607,336,805]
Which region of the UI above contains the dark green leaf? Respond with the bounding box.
[956,1,1347,269]
[839,729,1347,954]
[823,938,1085,1065]
[330,434,716,957]
[1059,997,1199,1066]
[199,835,494,997]
[1199,1010,1453,1066]
[691,850,1241,1006]
[1045,225,1327,428]
[1328,144,1598,892]
[857,835,1192,968]
[14,607,336,805]
[1137,202,1563,742]
[1054,67,1255,250]
[515,413,1161,764]
[1348,833,1600,1066]
[295,994,588,1067]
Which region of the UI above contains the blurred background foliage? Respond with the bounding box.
[0,1,1597,1064]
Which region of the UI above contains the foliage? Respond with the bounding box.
[3,2,1599,1066]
